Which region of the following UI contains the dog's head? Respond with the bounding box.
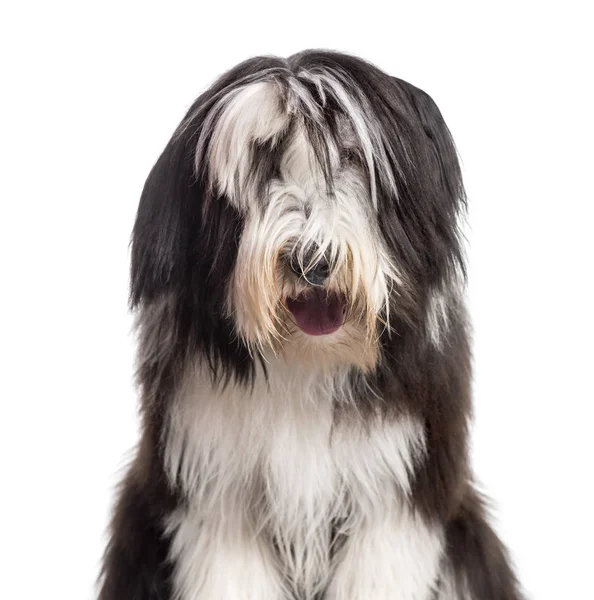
[131,51,466,379]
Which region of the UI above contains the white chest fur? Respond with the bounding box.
[164,364,439,600]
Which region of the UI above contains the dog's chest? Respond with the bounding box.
[166,369,422,520]
[165,371,424,597]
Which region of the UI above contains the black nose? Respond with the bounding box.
[289,246,331,286]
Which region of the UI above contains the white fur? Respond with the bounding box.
[166,504,287,600]
[204,80,289,203]
[326,509,443,600]
[426,287,450,348]
[426,278,466,348]
[165,360,432,600]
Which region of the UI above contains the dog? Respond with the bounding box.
[99,50,523,600]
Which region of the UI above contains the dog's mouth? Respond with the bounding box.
[286,289,347,336]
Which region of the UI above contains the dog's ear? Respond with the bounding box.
[380,78,466,285]
[130,131,203,307]
[129,104,254,379]
[396,79,465,214]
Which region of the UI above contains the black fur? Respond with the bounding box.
[100,50,523,600]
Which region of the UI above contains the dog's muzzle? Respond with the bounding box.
[285,243,347,336]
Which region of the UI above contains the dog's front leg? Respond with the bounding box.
[326,510,443,600]
[167,504,287,600]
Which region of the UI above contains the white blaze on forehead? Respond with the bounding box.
[280,128,328,191]
[200,71,399,211]
[207,81,290,202]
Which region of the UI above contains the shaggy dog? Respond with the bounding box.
[100,50,522,600]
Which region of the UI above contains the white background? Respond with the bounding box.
[1,1,593,599]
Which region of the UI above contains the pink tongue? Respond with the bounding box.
[286,290,346,336]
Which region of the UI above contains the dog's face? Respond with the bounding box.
[131,52,465,379]
[208,80,403,371]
